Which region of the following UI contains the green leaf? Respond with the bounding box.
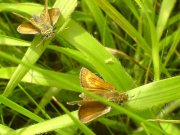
[92,0,151,54]
[58,20,133,91]
[84,0,115,48]
[127,75,180,110]
[0,95,44,122]
[14,111,78,135]
[156,0,176,41]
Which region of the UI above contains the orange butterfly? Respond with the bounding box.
[68,68,128,123]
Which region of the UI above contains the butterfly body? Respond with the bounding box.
[30,14,54,37]
[79,90,127,104]
[69,67,128,123]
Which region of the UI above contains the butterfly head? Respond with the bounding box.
[116,93,128,103]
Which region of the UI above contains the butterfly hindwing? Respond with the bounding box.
[78,101,111,123]
[17,22,39,34]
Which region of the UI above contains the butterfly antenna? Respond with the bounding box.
[45,0,48,11]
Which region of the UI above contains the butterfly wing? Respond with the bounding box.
[78,101,111,123]
[80,67,116,91]
[48,8,60,26]
[39,0,51,26]
[17,22,39,34]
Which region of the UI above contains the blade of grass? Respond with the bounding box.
[0,35,29,46]
[0,66,79,91]
[163,26,180,67]
[0,124,15,135]
[0,95,44,122]
[18,84,51,119]
[127,75,180,110]
[84,0,115,48]
[92,0,151,55]
[0,52,80,91]
[58,20,133,91]
[0,35,90,67]
[159,30,179,50]
[156,0,176,41]
[14,111,78,135]
[3,36,51,96]
[34,87,61,114]
[134,0,160,80]
[0,2,42,16]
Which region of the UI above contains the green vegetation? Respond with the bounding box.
[0,0,179,135]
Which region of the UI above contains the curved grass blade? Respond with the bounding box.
[58,20,133,91]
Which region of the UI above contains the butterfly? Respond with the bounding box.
[17,0,60,38]
[68,67,128,123]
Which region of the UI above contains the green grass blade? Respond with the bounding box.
[14,111,78,135]
[0,66,79,91]
[92,0,151,55]
[134,0,160,80]
[58,20,133,91]
[0,34,92,69]
[0,95,44,122]
[114,0,140,20]
[163,26,180,67]
[0,124,15,135]
[0,35,29,46]
[0,2,42,16]
[127,75,180,110]
[156,0,176,41]
[84,0,115,48]
[3,37,51,96]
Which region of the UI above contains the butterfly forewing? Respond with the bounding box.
[48,8,60,26]
[17,22,39,34]
[80,68,116,91]
[78,101,111,123]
